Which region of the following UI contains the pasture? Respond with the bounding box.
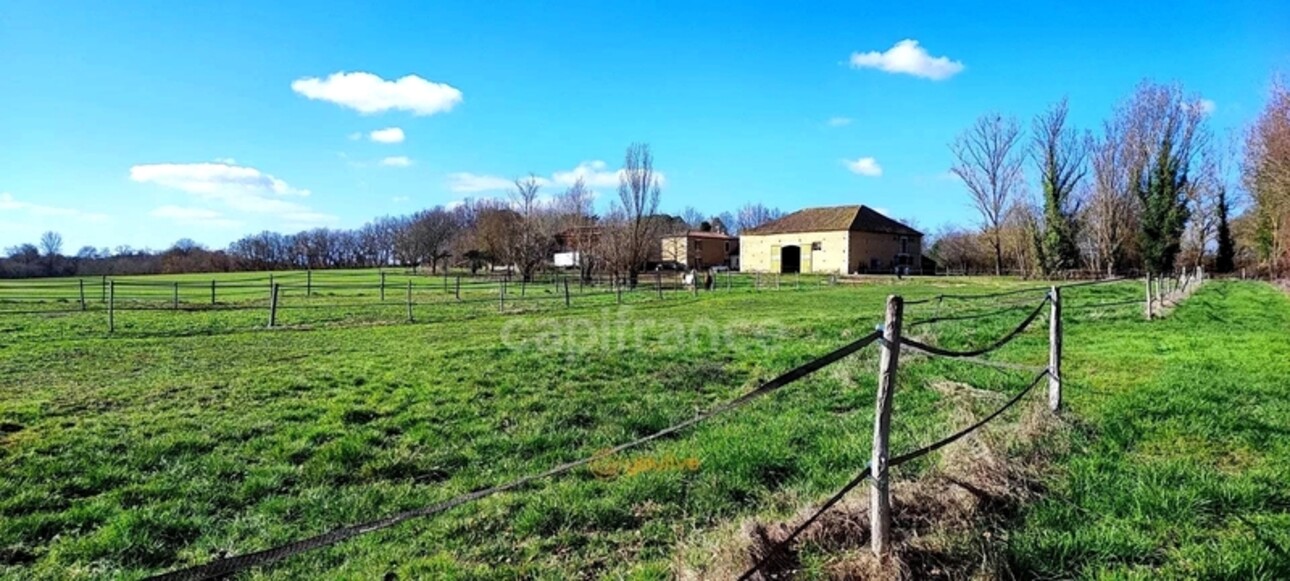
[1,273,1287,579]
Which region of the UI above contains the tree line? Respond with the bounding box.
[935,78,1288,278]
[2,144,788,280]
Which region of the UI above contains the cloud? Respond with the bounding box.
[1195,99,1217,116]
[448,173,524,193]
[392,196,410,203]
[369,127,405,143]
[0,192,110,222]
[448,160,666,195]
[849,39,964,80]
[291,71,463,116]
[379,156,413,167]
[551,160,620,188]
[148,205,241,228]
[130,161,337,226]
[845,157,883,177]
[826,117,853,127]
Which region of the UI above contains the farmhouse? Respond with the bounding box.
[740,205,922,274]
[660,231,739,270]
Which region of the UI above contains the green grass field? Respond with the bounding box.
[1,274,1286,579]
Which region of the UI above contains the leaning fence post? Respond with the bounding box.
[455,275,461,301]
[1049,286,1062,413]
[268,283,280,328]
[79,279,86,311]
[108,280,115,333]
[871,295,904,557]
[1145,272,1154,320]
[406,280,414,323]
[564,277,571,307]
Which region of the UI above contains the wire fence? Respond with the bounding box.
[0,270,851,334]
[138,272,1204,580]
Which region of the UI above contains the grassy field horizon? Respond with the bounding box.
[1,274,1286,579]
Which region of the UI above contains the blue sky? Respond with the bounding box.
[2,1,1287,251]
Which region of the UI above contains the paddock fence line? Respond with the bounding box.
[0,269,852,334]
[139,276,1177,580]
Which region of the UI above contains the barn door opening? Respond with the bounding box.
[781,245,801,274]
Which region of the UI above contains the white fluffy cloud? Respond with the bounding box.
[1197,99,1217,115]
[827,117,853,127]
[448,160,667,195]
[369,127,405,143]
[131,161,336,226]
[845,157,883,177]
[292,72,463,116]
[850,39,964,81]
[0,192,110,222]
[447,172,532,193]
[379,156,413,167]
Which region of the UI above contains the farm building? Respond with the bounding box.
[740,205,922,274]
[660,231,739,270]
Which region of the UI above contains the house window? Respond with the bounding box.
[724,241,730,252]
[810,241,822,251]
[900,237,908,254]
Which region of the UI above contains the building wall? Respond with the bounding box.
[739,231,850,273]
[848,231,923,273]
[661,236,737,269]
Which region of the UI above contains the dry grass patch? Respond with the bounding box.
[681,399,1071,580]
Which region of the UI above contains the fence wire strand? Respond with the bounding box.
[150,331,883,581]
[899,296,1049,358]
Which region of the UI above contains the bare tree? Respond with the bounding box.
[1243,78,1290,275]
[734,203,783,233]
[38,231,63,257]
[1031,98,1087,273]
[554,177,598,282]
[509,174,557,281]
[680,206,706,229]
[605,143,663,285]
[951,114,1025,275]
[1083,117,1138,276]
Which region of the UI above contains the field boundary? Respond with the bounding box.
[141,274,1198,580]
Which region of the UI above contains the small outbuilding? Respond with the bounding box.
[660,231,739,270]
[740,205,922,274]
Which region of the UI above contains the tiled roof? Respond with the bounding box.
[742,205,921,236]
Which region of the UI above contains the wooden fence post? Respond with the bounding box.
[79,279,86,311]
[173,282,179,310]
[1049,286,1062,413]
[268,283,280,328]
[380,272,386,302]
[564,277,571,307]
[657,270,663,299]
[616,277,623,304]
[871,295,904,556]
[521,277,527,297]
[1145,272,1154,320]
[307,270,313,297]
[108,281,115,333]
[796,272,800,290]
[211,280,217,305]
[500,277,506,311]
[406,280,414,323]
[455,275,461,300]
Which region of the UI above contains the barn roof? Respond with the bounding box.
[742,205,921,237]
